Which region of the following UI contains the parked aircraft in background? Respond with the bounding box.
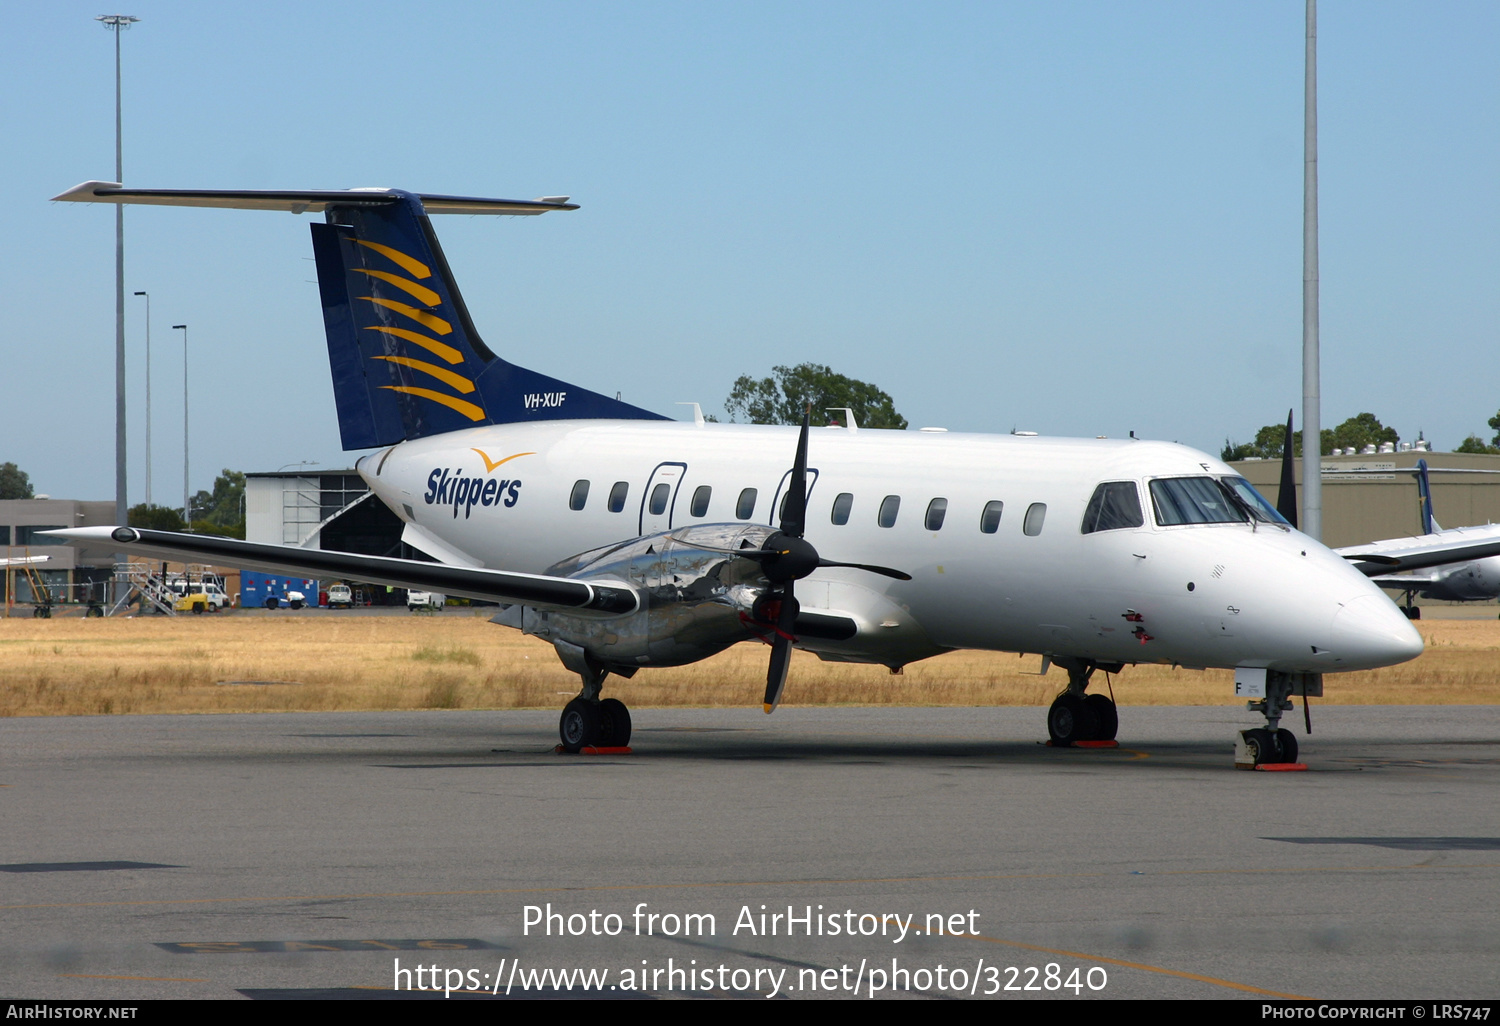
[1335,461,1500,619]
[49,182,1471,769]
[0,556,50,567]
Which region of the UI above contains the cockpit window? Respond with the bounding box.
[1149,476,1245,526]
[1081,482,1144,534]
[1220,476,1290,526]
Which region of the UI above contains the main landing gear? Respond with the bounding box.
[1400,591,1422,621]
[553,641,633,753]
[1046,658,1122,746]
[1234,670,1318,769]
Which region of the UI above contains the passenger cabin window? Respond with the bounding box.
[690,485,711,518]
[979,500,1003,534]
[1150,477,1243,526]
[648,482,671,515]
[878,495,901,528]
[925,498,948,531]
[736,487,757,520]
[1023,502,1047,536]
[830,492,853,526]
[569,480,590,511]
[607,481,629,513]
[1081,482,1144,533]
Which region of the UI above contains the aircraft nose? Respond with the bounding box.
[1330,594,1424,669]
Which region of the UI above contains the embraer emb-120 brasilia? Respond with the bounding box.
[50,181,1439,768]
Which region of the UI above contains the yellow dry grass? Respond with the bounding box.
[1,611,1497,718]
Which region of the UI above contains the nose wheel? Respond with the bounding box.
[1236,671,1313,769]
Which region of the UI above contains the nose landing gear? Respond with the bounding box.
[1235,670,1317,770]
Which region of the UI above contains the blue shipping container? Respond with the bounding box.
[241,572,319,609]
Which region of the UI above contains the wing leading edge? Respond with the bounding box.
[1338,528,1500,577]
[44,528,637,615]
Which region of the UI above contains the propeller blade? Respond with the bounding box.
[763,583,799,713]
[1277,408,1299,529]
[779,406,811,539]
[817,559,912,581]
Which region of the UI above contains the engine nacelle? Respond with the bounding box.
[494,523,781,671]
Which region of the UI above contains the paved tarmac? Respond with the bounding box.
[3,705,1498,1001]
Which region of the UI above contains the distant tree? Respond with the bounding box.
[1454,435,1500,455]
[128,504,186,531]
[725,364,907,429]
[189,470,246,535]
[1489,409,1500,448]
[0,462,33,500]
[1223,412,1402,461]
[1330,412,1399,453]
[1221,423,1333,461]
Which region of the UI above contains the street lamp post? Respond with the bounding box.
[133,290,150,506]
[97,13,139,532]
[1301,0,1322,541]
[173,324,188,527]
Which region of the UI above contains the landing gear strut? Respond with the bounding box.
[553,640,633,752]
[1400,590,1421,620]
[1235,670,1318,768]
[1046,658,1122,746]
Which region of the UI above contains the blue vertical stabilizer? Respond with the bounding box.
[311,191,667,449]
[50,182,669,451]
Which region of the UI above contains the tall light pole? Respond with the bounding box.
[1301,0,1322,540]
[97,14,139,532]
[133,290,151,506]
[174,324,188,527]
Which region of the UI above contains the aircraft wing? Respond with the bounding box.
[1337,528,1500,577]
[44,528,637,614]
[0,555,50,567]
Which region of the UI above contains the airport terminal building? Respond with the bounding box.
[0,498,117,606]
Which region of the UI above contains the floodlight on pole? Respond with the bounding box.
[173,324,188,527]
[133,290,151,506]
[98,13,139,589]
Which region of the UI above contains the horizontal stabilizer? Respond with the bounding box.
[51,182,577,215]
[1368,573,1441,587]
[45,528,637,615]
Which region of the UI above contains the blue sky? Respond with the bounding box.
[4,1,1496,503]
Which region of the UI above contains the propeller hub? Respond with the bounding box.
[761,532,820,583]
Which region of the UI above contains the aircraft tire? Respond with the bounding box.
[1242,728,1278,767]
[1274,728,1299,764]
[597,698,632,747]
[1083,693,1118,740]
[1047,693,1097,746]
[559,699,601,753]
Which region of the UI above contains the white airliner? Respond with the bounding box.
[49,182,1452,768]
[1335,460,1500,619]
